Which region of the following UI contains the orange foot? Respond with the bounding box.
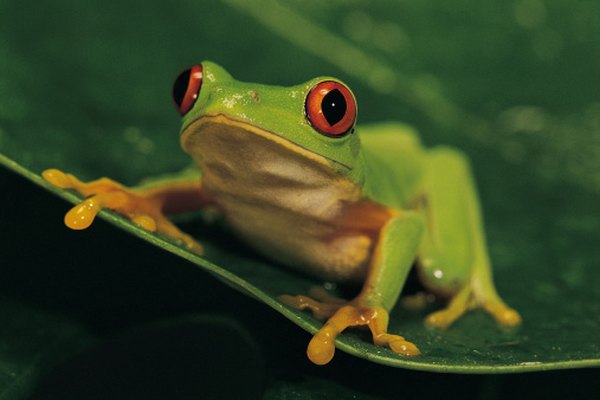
[42,168,202,253]
[280,288,420,365]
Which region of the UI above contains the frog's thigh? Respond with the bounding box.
[416,148,521,328]
[416,147,476,292]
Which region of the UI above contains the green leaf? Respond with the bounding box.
[1,2,599,396]
[2,149,600,373]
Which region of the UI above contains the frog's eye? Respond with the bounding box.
[305,81,356,137]
[172,64,203,116]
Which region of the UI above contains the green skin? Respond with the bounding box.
[182,61,512,315]
[45,61,520,364]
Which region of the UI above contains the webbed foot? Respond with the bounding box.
[280,288,420,365]
[42,168,203,254]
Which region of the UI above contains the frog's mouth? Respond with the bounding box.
[180,114,351,172]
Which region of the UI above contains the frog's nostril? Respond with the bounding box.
[248,90,260,103]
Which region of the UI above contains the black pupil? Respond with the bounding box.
[172,68,192,108]
[321,89,347,126]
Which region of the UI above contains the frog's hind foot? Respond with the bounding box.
[425,284,521,329]
[400,292,436,312]
[280,288,420,365]
[483,300,521,327]
[42,168,203,254]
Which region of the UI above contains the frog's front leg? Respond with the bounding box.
[42,169,208,253]
[281,211,424,365]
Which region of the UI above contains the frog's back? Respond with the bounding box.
[358,122,426,209]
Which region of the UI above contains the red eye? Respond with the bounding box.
[172,64,203,115]
[305,81,356,137]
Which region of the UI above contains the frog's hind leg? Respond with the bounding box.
[42,168,205,253]
[415,148,521,329]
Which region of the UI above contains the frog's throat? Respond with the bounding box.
[179,114,351,172]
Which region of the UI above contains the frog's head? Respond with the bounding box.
[173,61,364,184]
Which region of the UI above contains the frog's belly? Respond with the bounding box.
[218,195,373,282]
[186,118,374,282]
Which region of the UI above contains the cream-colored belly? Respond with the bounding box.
[183,119,373,282]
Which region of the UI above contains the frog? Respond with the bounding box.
[42,61,521,365]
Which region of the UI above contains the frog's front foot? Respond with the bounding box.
[42,169,203,254]
[280,288,420,365]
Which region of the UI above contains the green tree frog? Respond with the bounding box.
[43,61,521,365]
